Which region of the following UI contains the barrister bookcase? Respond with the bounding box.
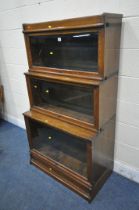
[23,13,122,201]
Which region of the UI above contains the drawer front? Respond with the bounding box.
[25,116,91,178]
[31,149,92,200]
[26,75,95,126]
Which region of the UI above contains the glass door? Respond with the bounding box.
[28,118,88,178]
[28,77,94,124]
[29,32,98,72]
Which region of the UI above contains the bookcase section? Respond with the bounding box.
[25,74,95,125]
[23,13,122,79]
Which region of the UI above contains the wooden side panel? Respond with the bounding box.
[99,75,118,129]
[24,115,38,149]
[0,85,3,103]
[92,117,116,183]
[24,34,32,68]
[0,85,4,118]
[104,16,122,77]
[25,75,34,107]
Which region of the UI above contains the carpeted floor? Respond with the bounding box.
[0,120,139,210]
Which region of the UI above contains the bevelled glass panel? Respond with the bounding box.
[29,119,88,177]
[30,32,98,72]
[30,78,94,124]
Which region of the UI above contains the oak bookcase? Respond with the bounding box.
[23,13,122,201]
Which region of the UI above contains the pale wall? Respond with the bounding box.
[0,0,139,183]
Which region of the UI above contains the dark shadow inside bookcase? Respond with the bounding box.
[30,32,98,72]
[29,119,88,177]
[30,78,94,123]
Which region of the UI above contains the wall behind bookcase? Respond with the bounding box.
[0,0,139,183]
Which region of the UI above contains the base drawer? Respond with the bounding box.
[31,149,92,200]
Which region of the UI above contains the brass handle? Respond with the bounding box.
[45,89,49,94]
[49,51,54,55]
[48,25,52,29]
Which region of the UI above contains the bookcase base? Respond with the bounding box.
[30,151,112,202]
